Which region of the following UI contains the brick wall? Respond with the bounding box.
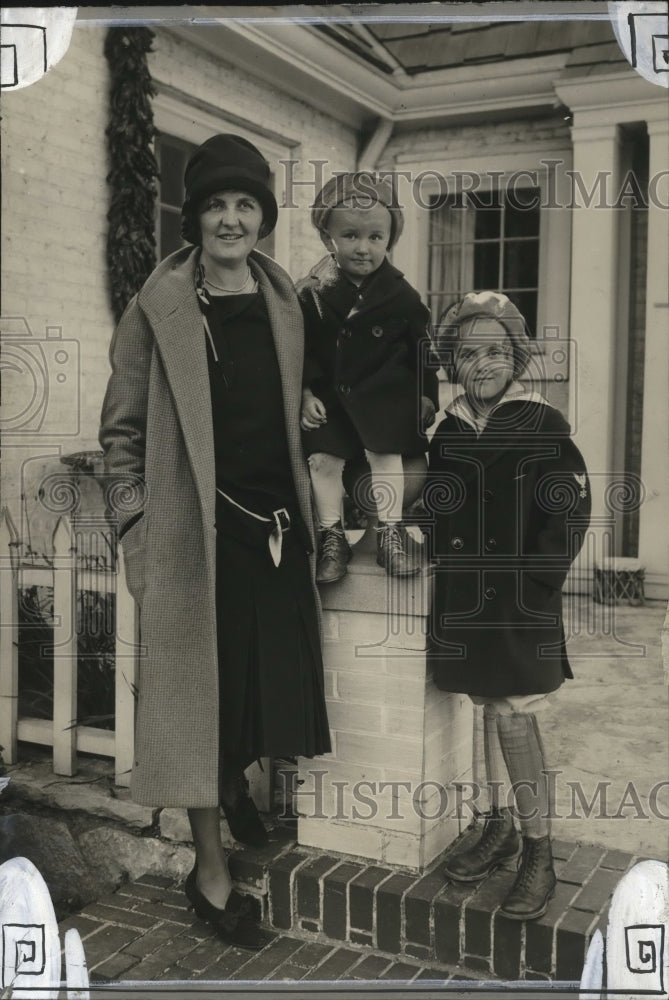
[299,563,474,870]
[1,25,110,518]
[1,23,358,541]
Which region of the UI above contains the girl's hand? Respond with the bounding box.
[421,395,436,430]
[301,390,327,431]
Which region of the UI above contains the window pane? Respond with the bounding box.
[160,145,188,208]
[503,239,539,289]
[504,192,540,238]
[160,209,185,260]
[506,290,537,337]
[473,242,500,290]
[471,192,501,239]
[429,196,461,245]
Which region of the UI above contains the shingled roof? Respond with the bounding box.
[316,17,626,77]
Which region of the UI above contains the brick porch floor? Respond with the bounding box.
[58,820,646,986]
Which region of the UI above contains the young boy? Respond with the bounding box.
[298,172,439,582]
[427,291,590,920]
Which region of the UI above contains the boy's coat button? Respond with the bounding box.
[484,587,497,600]
[338,383,351,395]
[450,536,464,550]
[372,325,384,338]
[339,326,351,338]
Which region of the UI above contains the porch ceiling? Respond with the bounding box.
[164,3,626,132]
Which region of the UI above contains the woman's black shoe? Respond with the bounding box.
[184,867,270,950]
[220,767,269,848]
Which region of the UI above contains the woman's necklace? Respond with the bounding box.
[204,267,254,294]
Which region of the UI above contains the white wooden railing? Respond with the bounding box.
[0,508,139,787]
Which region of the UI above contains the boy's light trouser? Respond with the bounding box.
[308,450,405,527]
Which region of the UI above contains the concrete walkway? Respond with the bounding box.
[540,597,667,857]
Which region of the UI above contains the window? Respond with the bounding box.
[155,132,276,261]
[156,133,197,261]
[427,189,541,335]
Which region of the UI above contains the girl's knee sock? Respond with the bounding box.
[496,712,551,838]
[483,704,510,812]
[364,451,404,524]
[308,452,346,528]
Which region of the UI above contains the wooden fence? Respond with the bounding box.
[0,508,138,787]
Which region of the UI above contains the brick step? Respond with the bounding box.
[60,871,479,984]
[226,820,637,982]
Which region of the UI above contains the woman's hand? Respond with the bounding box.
[301,389,327,431]
[421,395,436,430]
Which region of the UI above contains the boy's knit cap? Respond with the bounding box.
[312,172,404,249]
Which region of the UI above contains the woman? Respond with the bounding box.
[99,134,331,949]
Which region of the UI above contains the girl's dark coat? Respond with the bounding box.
[426,399,591,698]
[297,255,439,457]
[99,246,317,807]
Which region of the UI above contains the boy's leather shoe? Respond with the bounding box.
[443,808,520,883]
[376,522,421,577]
[499,834,557,920]
[316,522,352,584]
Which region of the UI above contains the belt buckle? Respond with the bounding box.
[273,507,291,534]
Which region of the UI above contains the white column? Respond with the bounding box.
[567,122,622,580]
[638,117,669,599]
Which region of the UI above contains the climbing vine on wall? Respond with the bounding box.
[104,27,159,323]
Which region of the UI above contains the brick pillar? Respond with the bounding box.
[297,553,473,871]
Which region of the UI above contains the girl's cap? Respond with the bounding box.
[312,172,404,249]
[439,291,528,336]
[436,291,532,381]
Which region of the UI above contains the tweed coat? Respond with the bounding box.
[99,245,317,807]
[426,392,591,698]
[297,255,439,457]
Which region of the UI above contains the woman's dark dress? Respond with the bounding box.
[205,291,331,766]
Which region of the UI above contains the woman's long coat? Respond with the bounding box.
[297,255,439,457]
[99,246,316,807]
[426,397,591,698]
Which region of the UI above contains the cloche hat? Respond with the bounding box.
[182,133,278,235]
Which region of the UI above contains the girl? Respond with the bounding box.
[427,291,590,920]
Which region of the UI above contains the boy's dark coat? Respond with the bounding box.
[297,255,439,458]
[426,399,591,698]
